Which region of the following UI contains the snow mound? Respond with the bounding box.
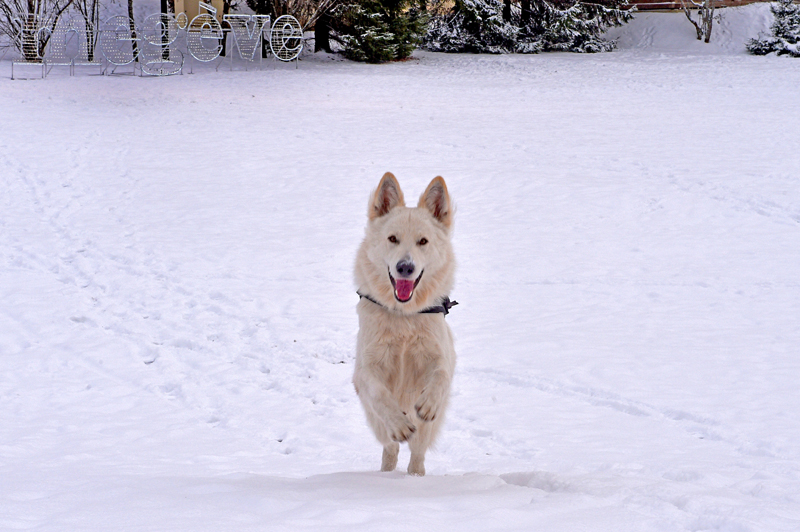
[606,3,775,54]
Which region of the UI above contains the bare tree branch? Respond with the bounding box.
[680,0,715,42]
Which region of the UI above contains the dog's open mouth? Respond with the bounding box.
[389,268,424,303]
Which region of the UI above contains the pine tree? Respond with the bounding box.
[425,0,520,53]
[334,0,428,62]
[425,0,634,54]
[747,0,800,57]
[522,0,634,52]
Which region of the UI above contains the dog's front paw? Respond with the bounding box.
[415,390,440,422]
[388,413,416,442]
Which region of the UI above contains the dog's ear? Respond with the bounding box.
[369,172,405,220]
[418,176,452,228]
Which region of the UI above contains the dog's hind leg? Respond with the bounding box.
[406,423,435,476]
[408,452,425,476]
[381,443,399,472]
[407,440,426,476]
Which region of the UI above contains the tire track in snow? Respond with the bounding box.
[452,367,800,531]
[463,366,789,462]
[669,175,800,227]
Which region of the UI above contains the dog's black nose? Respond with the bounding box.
[396,260,415,278]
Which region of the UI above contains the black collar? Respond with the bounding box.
[357,292,458,316]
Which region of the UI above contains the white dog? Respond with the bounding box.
[353,172,457,476]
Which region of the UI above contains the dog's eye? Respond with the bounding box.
[418,238,428,246]
[388,235,398,244]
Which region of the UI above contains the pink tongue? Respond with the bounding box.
[395,279,415,301]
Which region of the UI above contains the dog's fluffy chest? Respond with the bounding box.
[357,305,450,383]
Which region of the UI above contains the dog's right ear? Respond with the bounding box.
[369,172,405,220]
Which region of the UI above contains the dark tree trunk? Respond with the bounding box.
[315,12,331,53]
[503,0,511,22]
[521,0,530,24]
[161,0,169,59]
[128,0,138,60]
[222,0,231,56]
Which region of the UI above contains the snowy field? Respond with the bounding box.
[2,5,800,531]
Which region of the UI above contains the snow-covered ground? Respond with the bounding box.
[2,4,800,531]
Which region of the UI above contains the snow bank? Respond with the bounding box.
[606,3,775,54]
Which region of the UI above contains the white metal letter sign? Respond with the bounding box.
[10,7,303,78]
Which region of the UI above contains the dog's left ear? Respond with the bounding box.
[418,176,453,229]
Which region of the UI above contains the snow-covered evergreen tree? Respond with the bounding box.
[333,0,427,62]
[747,0,800,57]
[425,0,634,54]
[523,0,634,52]
[425,0,521,53]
